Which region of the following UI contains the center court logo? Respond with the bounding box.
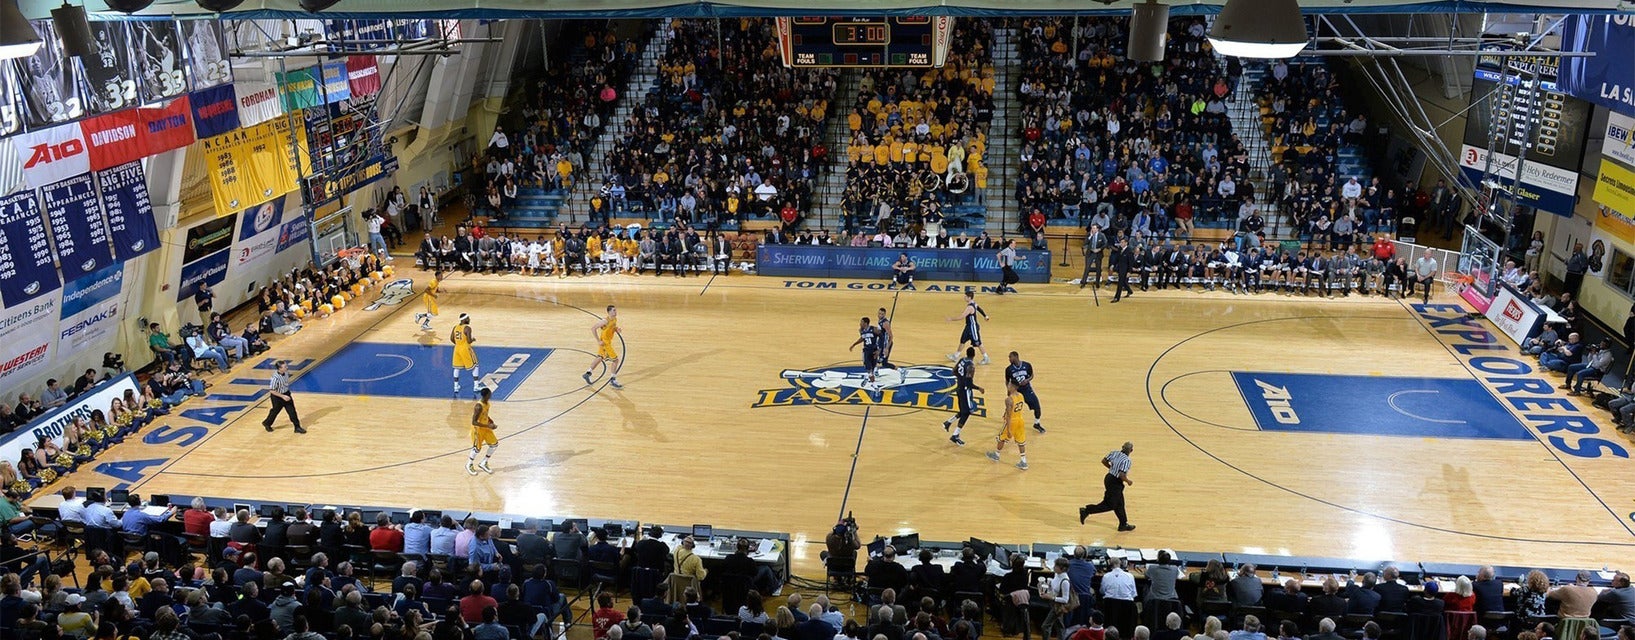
[751,363,985,415]
[364,279,415,311]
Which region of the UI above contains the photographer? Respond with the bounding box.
[823,518,861,572]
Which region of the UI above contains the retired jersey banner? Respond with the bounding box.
[234,80,283,128]
[133,20,188,104]
[81,109,147,171]
[40,173,112,282]
[15,20,88,128]
[346,56,381,98]
[139,95,194,155]
[277,66,321,111]
[201,116,307,214]
[96,161,159,260]
[182,20,231,89]
[0,64,22,138]
[190,84,240,139]
[0,189,61,306]
[83,21,137,114]
[13,123,89,189]
[319,61,351,104]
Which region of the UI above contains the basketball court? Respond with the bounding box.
[47,268,1635,576]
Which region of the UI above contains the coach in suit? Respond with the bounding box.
[1374,566,1412,612]
[1081,224,1109,289]
[1111,238,1135,303]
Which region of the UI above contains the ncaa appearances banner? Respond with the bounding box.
[58,263,123,353]
[189,83,240,139]
[1458,144,1578,215]
[0,374,138,477]
[13,122,89,189]
[0,190,61,306]
[95,161,159,261]
[0,290,62,394]
[234,79,284,128]
[1484,284,1546,345]
[40,173,113,282]
[230,198,286,275]
[201,116,308,214]
[1560,16,1635,116]
[756,245,1053,283]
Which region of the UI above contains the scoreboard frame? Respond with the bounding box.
[776,16,953,68]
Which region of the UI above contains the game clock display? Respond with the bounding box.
[776,17,952,68]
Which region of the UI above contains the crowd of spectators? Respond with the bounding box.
[419,220,738,277]
[596,19,837,229]
[1012,17,1251,246]
[839,19,995,237]
[475,25,640,220]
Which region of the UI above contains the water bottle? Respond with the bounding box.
[1272,568,1280,582]
[555,621,566,640]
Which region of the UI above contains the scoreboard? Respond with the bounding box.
[776,17,953,68]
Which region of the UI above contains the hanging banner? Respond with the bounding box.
[1605,111,1635,169]
[346,56,381,98]
[139,95,195,155]
[0,290,62,391]
[201,115,307,214]
[1458,144,1579,215]
[319,61,351,104]
[232,198,286,274]
[132,20,188,104]
[277,213,311,252]
[13,122,89,190]
[82,20,137,114]
[40,173,112,282]
[1594,158,1635,216]
[324,19,394,51]
[0,64,21,138]
[58,264,124,354]
[276,65,321,111]
[0,189,61,306]
[15,20,88,128]
[80,109,145,171]
[1560,15,1635,117]
[190,83,240,139]
[182,19,231,89]
[235,79,284,128]
[95,161,159,261]
[0,139,19,195]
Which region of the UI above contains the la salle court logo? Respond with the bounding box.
[365,278,416,311]
[751,363,986,415]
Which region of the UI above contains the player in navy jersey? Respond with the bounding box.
[848,316,881,391]
[940,347,984,446]
[1005,351,1045,433]
[946,290,991,365]
[874,307,898,371]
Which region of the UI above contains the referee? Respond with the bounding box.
[997,240,1020,294]
[262,360,305,434]
[1078,441,1134,531]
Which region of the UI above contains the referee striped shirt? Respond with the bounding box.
[1104,450,1131,477]
[268,371,292,395]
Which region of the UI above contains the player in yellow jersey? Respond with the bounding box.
[414,268,442,332]
[467,386,498,475]
[451,314,481,398]
[581,305,624,389]
[986,380,1029,470]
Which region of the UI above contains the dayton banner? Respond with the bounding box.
[58,263,124,354]
[39,172,113,282]
[1560,15,1635,116]
[95,161,160,261]
[138,95,195,155]
[755,245,1054,283]
[0,189,60,306]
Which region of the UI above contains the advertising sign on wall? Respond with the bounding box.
[58,264,124,353]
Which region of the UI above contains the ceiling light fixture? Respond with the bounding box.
[195,0,246,11]
[0,0,43,61]
[50,2,94,60]
[1127,0,1170,62]
[1207,0,1310,59]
